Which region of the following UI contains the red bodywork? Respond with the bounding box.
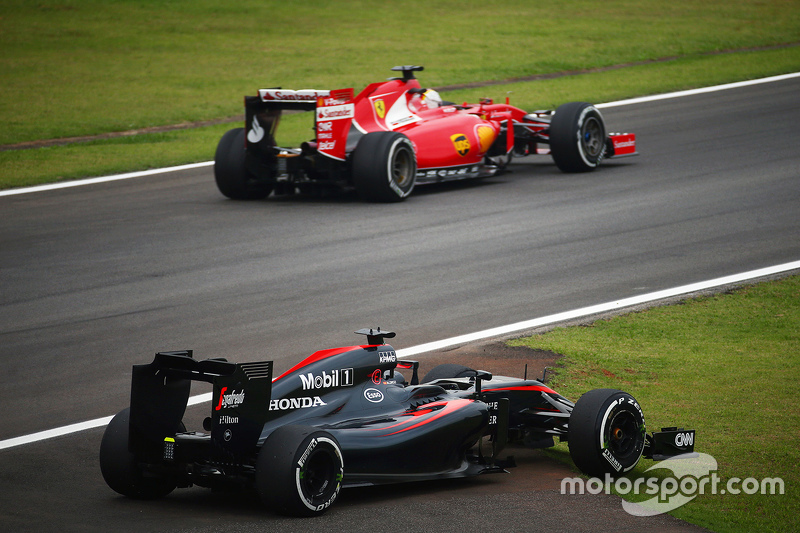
[219,66,638,201]
[312,76,513,173]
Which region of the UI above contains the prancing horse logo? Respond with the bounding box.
[374,99,386,120]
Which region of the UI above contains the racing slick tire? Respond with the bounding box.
[421,363,477,383]
[568,389,646,478]
[214,127,272,200]
[352,131,417,202]
[99,408,177,499]
[549,102,606,173]
[256,425,344,517]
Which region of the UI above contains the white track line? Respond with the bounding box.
[596,72,800,108]
[397,260,800,357]
[0,161,213,197]
[2,72,798,198]
[2,259,798,451]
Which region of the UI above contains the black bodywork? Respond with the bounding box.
[104,329,694,514]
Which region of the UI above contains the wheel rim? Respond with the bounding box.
[581,116,604,158]
[605,410,641,460]
[391,147,413,188]
[300,447,337,502]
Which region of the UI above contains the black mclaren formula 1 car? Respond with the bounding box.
[100,329,694,516]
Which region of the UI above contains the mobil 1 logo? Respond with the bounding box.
[300,368,354,391]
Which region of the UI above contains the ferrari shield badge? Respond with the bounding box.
[374,99,386,119]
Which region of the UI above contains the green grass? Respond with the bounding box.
[509,275,800,533]
[4,0,797,144]
[3,45,800,190]
[2,0,800,189]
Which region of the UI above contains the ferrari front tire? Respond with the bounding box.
[549,102,606,173]
[352,132,417,202]
[214,127,272,200]
[256,425,344,517]
[568,389,646,478]
[99,408,176,499]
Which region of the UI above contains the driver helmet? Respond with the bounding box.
[422,89,442,108]
[408,89,443,113]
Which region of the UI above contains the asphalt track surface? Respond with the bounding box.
[2,76,799,532]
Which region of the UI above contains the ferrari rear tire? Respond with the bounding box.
[256,425,344,517]
[214,127,272,200]
[421,363,477,383]
[568,389,646,478]
[352,132,416,202]
[549,102,606,173]
[99,408,176,499]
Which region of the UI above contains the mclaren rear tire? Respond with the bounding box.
[214,127,272,200]
[352,131,417,202]
[99,408,177,500]
[256,425,344,517]
[568,389,646,477]
[549,102,606,173]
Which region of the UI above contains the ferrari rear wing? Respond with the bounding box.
[255,89,332,111]
[245,87,354,161]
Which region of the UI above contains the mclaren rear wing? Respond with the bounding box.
[129,351,273,460]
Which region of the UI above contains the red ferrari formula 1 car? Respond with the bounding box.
[214,66,637,202]
[99,329,693,517]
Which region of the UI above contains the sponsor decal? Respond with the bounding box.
[269,396,327,411]
[475,124,496,153]
[260,89,330,102]
[450,133,471,157]
[675,432,694,447]
[320,96,345,106]
[298,437,318,468]
[317,121,333,132]
[215,387,245,411]
[608,133,636,156]
[364,388,384,403]
[300,368,354,390]
[389,115,420,129]
[416,165,481,180]
[312,491,339,512]
[379,350,397,363]
[603,448,623,472]
[318,141,336,151]
[219,415,238,424]
[371,369,382,384]
[374,99,386,119]
[317,103,355,121]
[223,429,233,442]
[247,116,265,144]
[319,88,353,107]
